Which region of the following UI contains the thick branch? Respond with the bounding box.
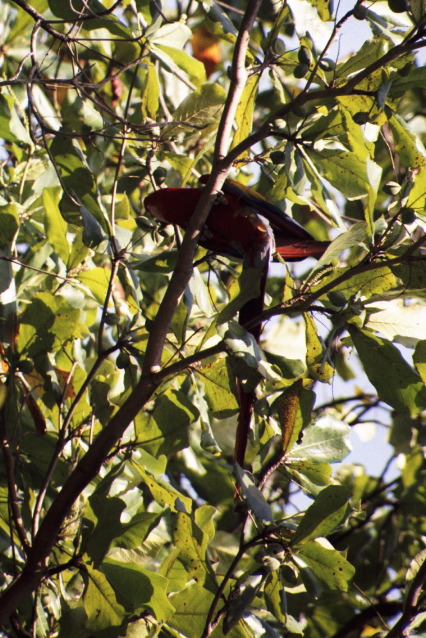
[0,4,264,620]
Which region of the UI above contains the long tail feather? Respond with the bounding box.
[234,259,269,466]
[275,240,329,260]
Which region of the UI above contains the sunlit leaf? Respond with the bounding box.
[135,387,198,456]
[286,416,352,464]
[365,299,426,347]
[43,187,69,263]
[83,564,126,631]
[292,485,351,545]
[172,506,217,586]
[349,326,426,415]
[162,83,226,139]
[295,538,355,591]
[231,74,259,159]
[0,93,32,146]
[102,558,175,622]
[304,313,334,382]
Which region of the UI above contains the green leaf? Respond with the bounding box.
[19,433,70,487]
[131,456,193,513]
[111,511,162,551]
[77,267,113,304]
[61,94,104,134]
[306,147,381,232]
[406,165,426,216]
[284,461,332,496]
[81,206,107,248]
[292,485,351,545]
[102,558,175,622]
[0,93,32,146]
[286,416,352,464]
[312,263,398,300]
[336,37,388,80]
[231,75,259,158]
[83,564,126,631]
[304,313,334,382]
[0,205,19,246]
[217,267,264,325]
[306,0,333,20]
[313,222,371,273]
[365,299,426,347]
[172,506,216,586]
[264,571,286,625]
[18,292,85,356]
[338,104,376,160]
[140,65,160,120]
[221,319,262,371]
[388,113,426,169]
[167,583,216,637]
[134,251,177,274]
[224,571,264,632]
[83,495,126,565]
[49,135,110,232]
[43,187,70,263]
[406,549,426,599]
[135,387,198,456]
[156,45,206,87]
[390,66,426,95]
[162,83,226,139]
[413,340,426,384]
[234,464,274,523]
[150,20,192,49]
[47,0,134,39]
[348,326,426,415]
[296,538,355,591]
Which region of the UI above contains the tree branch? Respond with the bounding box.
[0,3,264,620]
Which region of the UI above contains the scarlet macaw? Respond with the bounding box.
[144,177,329,466]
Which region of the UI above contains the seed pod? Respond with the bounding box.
[294,63,309,78]
[353,111,370,124]
[400,207,416,224]
[270,150,286,164]
[328,291,347,308]
[388,0,408,12]
[353,4,368,19]
[104,313,121,325]
[116,351,131,369]
[273,38,286,55]
[397,62,412,77]
[298,45,312,65]
[153,166,167,186]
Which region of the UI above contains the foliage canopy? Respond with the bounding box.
[0,0,426,636]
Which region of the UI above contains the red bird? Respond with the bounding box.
[144,178,329,466]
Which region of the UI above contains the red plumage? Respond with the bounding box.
[144,180,328,263]
[144,178,329,467]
